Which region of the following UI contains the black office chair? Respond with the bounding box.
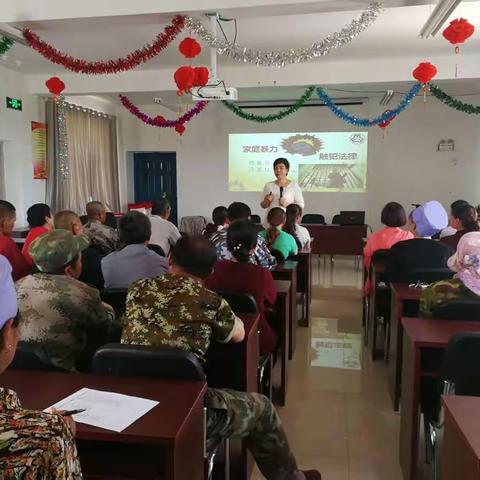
[218,292,272,399]
[432,299,480,320]
[147,244,166,257]
[92,344,226,479]
[409,268,454,284]
[270,248,287,263]
[100,288,128,317]
[424,333,480,480]
[10,341,66,372]
[250,214,261,224]
[331,214,342,225]
[367,249,391,358]
[301,214,325,225]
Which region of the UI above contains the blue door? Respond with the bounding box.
[133,152,178,225]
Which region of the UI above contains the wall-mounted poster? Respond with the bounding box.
[31,121,47,179]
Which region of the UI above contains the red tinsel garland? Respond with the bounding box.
[23,16,185,75]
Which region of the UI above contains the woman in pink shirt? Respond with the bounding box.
[364,202,413,294]
[22,204,54,267]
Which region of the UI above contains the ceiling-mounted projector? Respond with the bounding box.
[191,81,238,101]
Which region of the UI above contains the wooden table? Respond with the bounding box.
[272,261,298,359]
[388,284,422,411]
[272,280,290,406]
[302,224,368,256]
[1,369,206,480]
[292,248,312,327]
[205,313,259,480]
[400,317,480,480]
[442,395,480,480]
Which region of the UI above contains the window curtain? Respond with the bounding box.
[46,100,120,214]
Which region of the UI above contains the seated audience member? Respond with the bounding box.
[83,201,118,254]
[440,203,479,250]
[421,232,480,316]
[439,199,469,239]
[102,211,168,289]
[386,201,453,283]
[16,230,120,372]
[206,219,278,356]
[283,204,310,249]
[54,210,105,290]
[149,198,181,255]
[363,202,413,294]
[260,207,298,261]
[203,205,228,238]
[0,200,30,281]
[0,255,82,478]
[211,202,277,270]
[122,236,321,480]
[22,203,54,267]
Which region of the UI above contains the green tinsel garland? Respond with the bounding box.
[429,83,480,115]
[0,36,14,55]
[222,86,315,122]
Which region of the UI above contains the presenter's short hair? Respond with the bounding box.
[381,202,407,228]
[273,158,290,170]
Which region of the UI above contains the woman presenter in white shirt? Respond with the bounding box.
[260,158,305,223]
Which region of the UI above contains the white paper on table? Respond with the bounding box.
[45,387,159,432]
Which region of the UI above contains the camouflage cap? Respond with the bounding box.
[29,229,90,273]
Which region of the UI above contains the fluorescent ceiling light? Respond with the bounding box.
[379,90,394,106]
[419,0,463,38]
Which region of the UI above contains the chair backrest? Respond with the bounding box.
[440,333,480,396]
[301,214,325,225]
[250,214,261,224]
[432,299,480,320]
[409,268,454,284]
[100,288,128,317]
[92,343,206,381]
[10,341,66,372]
[331,214,342,225]
[147,243,166,257]
[371,249,390,264]
[219,292,259,314]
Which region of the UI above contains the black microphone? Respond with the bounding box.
[279,186,284,198]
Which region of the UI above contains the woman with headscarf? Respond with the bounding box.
[420,232,480,316]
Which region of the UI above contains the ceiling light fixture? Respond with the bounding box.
[379,90,394,106]
[419,0,463,38]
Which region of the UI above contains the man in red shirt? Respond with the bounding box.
[0,201,31,280]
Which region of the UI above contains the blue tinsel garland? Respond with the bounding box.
[316,83,422,127]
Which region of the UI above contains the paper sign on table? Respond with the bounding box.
[46,387,159,432]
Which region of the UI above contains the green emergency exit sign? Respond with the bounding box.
[6,97,22,111]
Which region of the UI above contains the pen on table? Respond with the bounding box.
[60,409,86,416]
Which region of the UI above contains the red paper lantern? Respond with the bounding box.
[378,111,395,129]
[179,37,201,58]
[175,124,186,135]
[412,62,437,84]
[174,66,195,94]
[45,76,65,95]
[193,67,209,87]
[442,18,475,45]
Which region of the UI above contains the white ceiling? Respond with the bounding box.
[1,1,480,77]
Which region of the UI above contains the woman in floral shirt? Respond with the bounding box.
[0,254,82,479]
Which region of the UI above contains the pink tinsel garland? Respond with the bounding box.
[119,94,208,129]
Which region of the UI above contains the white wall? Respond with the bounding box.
[116,97,480,230]
[0,65,45,226]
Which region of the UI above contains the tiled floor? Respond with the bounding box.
[253,256,432,480]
